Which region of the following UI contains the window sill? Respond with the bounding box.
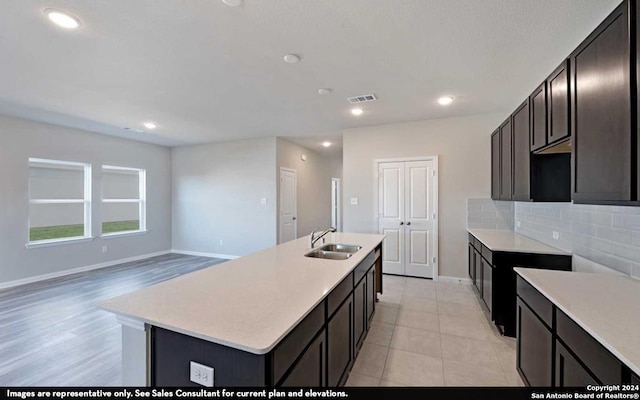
[26,236,94,249]
[101,230,148,239]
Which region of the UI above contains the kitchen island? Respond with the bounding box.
[100,232,384,387]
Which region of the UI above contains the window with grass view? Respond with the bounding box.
[28,158,92,243]
[102,166,146,235]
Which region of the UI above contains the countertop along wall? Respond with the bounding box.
[342,113,504,279]
[0,114,172,286]
[171,138,277,257]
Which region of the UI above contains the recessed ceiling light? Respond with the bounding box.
[351,108,364,116]
[143,122,157,130]
[438,96,454,106]
[318,88,333,95]
[322,141,331,147]
[45,9,81,29]
[222,0,243,6]
[283,54,300,64]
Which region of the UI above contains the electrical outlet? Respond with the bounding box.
[516,220,521,228]
[190,361,214,387]
[219,239,223,246]
[261,197,267,205]
[553,231,560,240]
[350,197,359,205]
[102,246,108,253]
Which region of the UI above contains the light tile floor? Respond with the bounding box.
[345,275,525,387]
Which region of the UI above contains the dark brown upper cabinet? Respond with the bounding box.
[491,129,501,200]
[547,60,570,145]
[571,0,632,203]
[499,118,513,200]
[530,82,547,152]
[512,99,531,201]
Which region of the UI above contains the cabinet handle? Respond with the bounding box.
[399,221,404,225]
[406,222,411,225]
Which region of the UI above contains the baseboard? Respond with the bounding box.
[171,249,240,260]
[0,250,171,290]
[437,275,472,285]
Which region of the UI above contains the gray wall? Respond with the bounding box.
[515,202,640,278]
[172,138,277,256]
[0,114,172,284]
[467,198,514,230]
[342,113,503,279]
[275,138,341,240]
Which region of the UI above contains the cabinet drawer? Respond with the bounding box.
[328,273,354,317]
[557,310,622,383]
[354,251,375,285]
[516,276,553,328]
[272,301,325,384]
[481,245,493,264]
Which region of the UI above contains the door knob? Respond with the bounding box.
[406,221,411,225]
[399,221,404,225]
[292,217,296,220]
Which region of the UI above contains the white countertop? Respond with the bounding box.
[514,268,640,376]
[468,229,569,255]
[100,232,384,355]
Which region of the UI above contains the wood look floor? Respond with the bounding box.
[0,254,224,386]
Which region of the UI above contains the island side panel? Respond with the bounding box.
[151,327,268,387]
[375,243,383,297]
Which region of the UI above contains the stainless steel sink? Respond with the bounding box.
[317,243,362,254]
[304,250,352,260]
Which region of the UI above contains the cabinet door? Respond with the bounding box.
[473,248,482,294]
[516,298,553,386]
[556,340,598,386]
[548,60,570,145]
[571,1,631,202]
[512,99,530,201]
[481,258,492,313]
[281,331,326,387]
[530,82,547,152]
[366,266,376,326]
[468,243,475,285]
[632,373,640,385]
[491,130,501,200]
[328,296,353,387]
[500,119,513,200]
[353,278,366,353]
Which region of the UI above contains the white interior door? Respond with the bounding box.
[378,162,405,275]
[279,168,297,243]
[378,158,438,279]
[331,178,341,231]
[404,160,435,278]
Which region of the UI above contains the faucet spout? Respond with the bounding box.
[309,227,336,248]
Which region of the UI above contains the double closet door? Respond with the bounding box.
[378,159,437,278]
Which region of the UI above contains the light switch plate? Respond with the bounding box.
[350,197,359,205]
[516,220,521,228]
[261,198,267,205]
[552,231,560,240]
[190,361,214,387]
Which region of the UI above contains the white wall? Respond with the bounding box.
[172,138,277,257]
[342,113,503,279]
[276,138,341,240]
[0,114,172,284]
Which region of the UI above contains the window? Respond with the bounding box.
[101,166,146,236]
[28,158,92,244]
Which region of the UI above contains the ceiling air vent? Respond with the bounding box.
[347,94,377,104]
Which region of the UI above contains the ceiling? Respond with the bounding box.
[0,0,621,148]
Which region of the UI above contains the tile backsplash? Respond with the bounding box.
[515,202,640,278]
[467,198,514,230]
[467,198,640,278]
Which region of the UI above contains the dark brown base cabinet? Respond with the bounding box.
[517,275,636,387]
[151,245,382,387]
[468,233,571,337]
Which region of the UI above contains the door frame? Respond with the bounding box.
[279,167,297,244]
[374,156,439,280]
[331,177,341,231]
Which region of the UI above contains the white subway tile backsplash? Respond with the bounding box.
[512,201,640,278]
[467,198,513,231]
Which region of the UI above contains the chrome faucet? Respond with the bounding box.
[309,227,336,248]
